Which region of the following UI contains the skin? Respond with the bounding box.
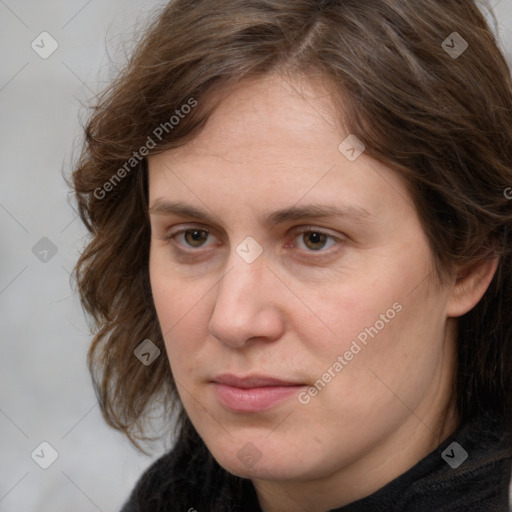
[147,72,497,512]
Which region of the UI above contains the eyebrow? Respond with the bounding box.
[148,200,372,227]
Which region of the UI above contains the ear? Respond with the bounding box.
[446,256,499,318]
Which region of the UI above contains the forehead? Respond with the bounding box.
[158,73,342,162]
[147,73,413,227]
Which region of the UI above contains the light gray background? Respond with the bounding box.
[0,1,511,511]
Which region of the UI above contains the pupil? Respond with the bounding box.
[305,232,326,250]
[187,230,207,246]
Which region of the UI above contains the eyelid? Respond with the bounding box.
[165,223,214,238]
[291,225,344,239]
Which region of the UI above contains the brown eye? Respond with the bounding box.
[183,230,209,247]
[293,226,345,256]
[302,231,329,251]
[291,228,341,253]
[167,226,220,252]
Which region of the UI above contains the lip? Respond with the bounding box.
[211,374,306,412]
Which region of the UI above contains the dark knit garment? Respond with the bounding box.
[121,409,512,512]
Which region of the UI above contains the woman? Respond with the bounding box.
[71,0,512,510]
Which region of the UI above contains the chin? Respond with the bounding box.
[205,435,315,481]
[217,453,302,481]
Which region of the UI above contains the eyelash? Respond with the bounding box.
[164,225,344,255]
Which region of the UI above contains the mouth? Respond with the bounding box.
[211,374,307,413]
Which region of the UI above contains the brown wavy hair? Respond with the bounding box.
[70,0,512,455]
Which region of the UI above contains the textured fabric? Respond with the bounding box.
[330,409,512,512]
[120,409,512,512]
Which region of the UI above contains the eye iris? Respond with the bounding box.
[304,232,327,250]
[185,230,208,247]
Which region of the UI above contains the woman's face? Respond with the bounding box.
[148,73,458,506]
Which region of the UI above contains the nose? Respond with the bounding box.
[208,248,285,348]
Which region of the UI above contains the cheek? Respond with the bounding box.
[292,274,405,367]
[302,252,444,388]
[149,260,194,359]
[150,247,200,331]
[322,285,448,409]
